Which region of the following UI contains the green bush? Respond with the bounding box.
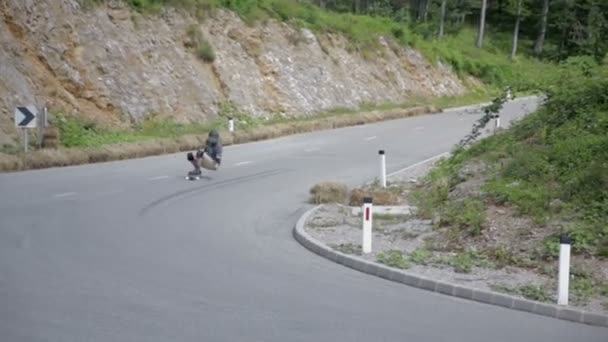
[376,250,412,270]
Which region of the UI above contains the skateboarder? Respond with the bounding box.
[187,129,222,177]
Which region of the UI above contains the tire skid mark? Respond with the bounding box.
[139,168,291,216]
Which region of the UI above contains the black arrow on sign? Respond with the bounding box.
[17,107,35,126]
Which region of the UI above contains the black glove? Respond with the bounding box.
[196,150,204,158]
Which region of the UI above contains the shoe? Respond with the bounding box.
[188,169,202,176]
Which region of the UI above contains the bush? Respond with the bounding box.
[439,198,486,237]
[309,182,349,204]
[349,188,400,206]
[376,250,412,269]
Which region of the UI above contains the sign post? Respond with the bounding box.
[37,107,48,148]
[15,106,38,153]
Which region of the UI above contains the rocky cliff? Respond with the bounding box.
[0,0,467,147]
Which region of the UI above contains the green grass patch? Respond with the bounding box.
[329,243,362,256]
[376,250,412,270]
[409,248,433,265]
[492,284,553,303]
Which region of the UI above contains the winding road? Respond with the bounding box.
[1,97,606,341]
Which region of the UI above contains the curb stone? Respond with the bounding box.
[293,205,608,328]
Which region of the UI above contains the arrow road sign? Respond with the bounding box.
[14,106,38,128]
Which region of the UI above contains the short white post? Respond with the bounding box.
[495,115,501,130]
[558,235,572,306]
[378,150,386,188]
[228,117,234,132]
[362,197,373,254]
[506,86,512,100]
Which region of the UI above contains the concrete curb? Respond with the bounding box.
[293,205,608,328]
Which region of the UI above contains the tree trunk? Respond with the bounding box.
[510,0,523,59]
[423,0,431,21]
[477,0,488,48]
[417,0,426,21]
[439,0,448,38]
[534,0,549,54]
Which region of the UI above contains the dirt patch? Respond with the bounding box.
[303,158,608,315]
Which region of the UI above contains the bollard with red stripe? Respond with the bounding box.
[362,196,373,254]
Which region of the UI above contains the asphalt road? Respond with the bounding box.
[1,97,606,342]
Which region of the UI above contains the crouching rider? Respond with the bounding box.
[187,129,222,177]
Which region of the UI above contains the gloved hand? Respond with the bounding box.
[196,149,204,158]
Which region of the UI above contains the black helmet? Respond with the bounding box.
[208,129,219,145]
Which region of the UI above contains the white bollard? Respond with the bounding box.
[558,235,572,306]
[228,117,234,132]
[362,197,373,254]
[495,115,501,130]
[378,150,386,188]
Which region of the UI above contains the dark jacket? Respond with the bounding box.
[203,130,222,163]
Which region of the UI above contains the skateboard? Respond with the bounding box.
[185,174,202,181]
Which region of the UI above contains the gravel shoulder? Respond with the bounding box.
[303,157,608,316]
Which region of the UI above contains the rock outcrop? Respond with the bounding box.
[0,0,467,146]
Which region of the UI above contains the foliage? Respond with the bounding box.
[420,57,608,258]
[376,250,412,269]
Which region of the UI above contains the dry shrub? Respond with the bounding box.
[63,149,90,165]
[349,188,401,206]
[42,127,60,148]
[216,129,234,146]
[158,139,180,154]
[87,147,114,163]
[309,182,349,204]
[23,149,87,169]
[0,153,22,171]
[134,140,165,157]
[175,135,201,151]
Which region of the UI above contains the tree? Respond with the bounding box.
[510,0,531,59]
[477,0,488,48]
[439,0,448,38]
[534,0,550,54]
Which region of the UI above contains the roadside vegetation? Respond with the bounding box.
[408,57,607,305]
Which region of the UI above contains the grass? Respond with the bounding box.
[376,250,412,270]
[492,284,553,303]
[186,24,215,62]
[330,243,362,256]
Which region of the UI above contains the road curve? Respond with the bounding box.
[1,98,606,342]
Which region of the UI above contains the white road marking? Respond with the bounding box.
[304,148,320,152]
[364,136,377,141]
[386,152,450,178]
[53,192,76,198]
[234,161,252,166]
[414,126,424,130]
[149,175,169,181]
